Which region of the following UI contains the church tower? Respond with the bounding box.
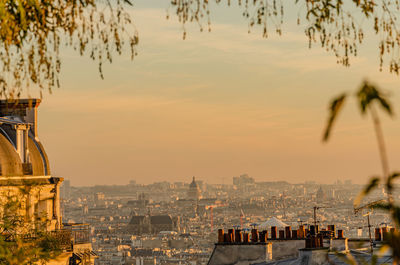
[187,176,201,201]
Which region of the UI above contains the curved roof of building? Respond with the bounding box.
[0,133,24,176]
[0,120,50,176]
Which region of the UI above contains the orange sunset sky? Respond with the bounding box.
[32,1,400,186]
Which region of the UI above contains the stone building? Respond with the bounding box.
[187,176,201,201]
[127,214,179,235]
[0,99,95,265]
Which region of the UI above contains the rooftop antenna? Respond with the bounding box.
[354,199,385,254]
[240,209,245,229]
[297,219,306,226]
[313,205,331,227]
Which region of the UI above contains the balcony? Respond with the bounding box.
[52,223,91,252]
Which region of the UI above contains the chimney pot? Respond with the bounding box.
[251,229,258,242]
[271,226,277,239]
[285,226,292,239]
[243,233,249,243]
[235,230,242,243]
[337,230,344,239]
[218,229,224,243]
[375,228,381,241]
[279,230,285,239]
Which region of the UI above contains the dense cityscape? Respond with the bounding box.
[2,1,400,264]
[60,174,395,264]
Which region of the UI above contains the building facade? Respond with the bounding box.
[0,99,95,265]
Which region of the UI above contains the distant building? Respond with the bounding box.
[94,192,105,206]
[316,186,325,203]
[344,179,352,185]
[187,176,201,200]
[61,179,71,200]
[127,214,179,235]
[233,174,255,186]
[127,193,149,209]
[129,180,137,185]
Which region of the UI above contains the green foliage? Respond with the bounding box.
[0,0,138,98]
[0,189,62,265]
[324,81,400,262]
[357,82,393,116]
[323,80,393,141]
[2,1,400,97]
[323,93,346,141]
[170,0,400,75]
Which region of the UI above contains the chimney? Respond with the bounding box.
[298,225,305,238]
[243,232,249,243]
[375,228,381,241]
[271,226,277,239]
[251,229,258,242]
[259,231,267,242]
[235,230,242,243]
[285,226,292,239]
[292,230,297,239]
[209,229,272,265]
[310,225,316,236]
[279,230,285,239]
[218,229,224,243]
[328,224,336,236]
[382,227,389,241]
[228,229,235,242]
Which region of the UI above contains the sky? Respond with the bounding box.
[33,1,400,186]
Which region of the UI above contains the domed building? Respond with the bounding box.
[0,99,95,264]
[187,176,201,201]
[0,99,51,177]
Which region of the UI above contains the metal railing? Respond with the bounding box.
[0,223,91,253]
[50,223,91,251]
[62,223,91,245]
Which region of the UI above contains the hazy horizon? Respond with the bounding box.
[31,1,400,186]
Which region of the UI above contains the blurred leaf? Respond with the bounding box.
[371,202,390,211]
[377,244,391,257]
[323,93,347,141]
[387,172,400,193]
[357,81,393,116]
[391,205,400,227]
[354,177,380,207]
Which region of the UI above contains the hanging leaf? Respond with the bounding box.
[323,93,347,141]
[387,172,400,194]
[354,177,380,207]
[357,81,393,116]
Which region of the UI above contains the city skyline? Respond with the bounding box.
[32,1,400,186]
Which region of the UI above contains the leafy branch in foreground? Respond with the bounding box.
[0,0,400,97]
[323,80,400,262]
[323,80,393,189]
[3,0,400,98]
[0,0,138,98]
[169,0,400,75]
